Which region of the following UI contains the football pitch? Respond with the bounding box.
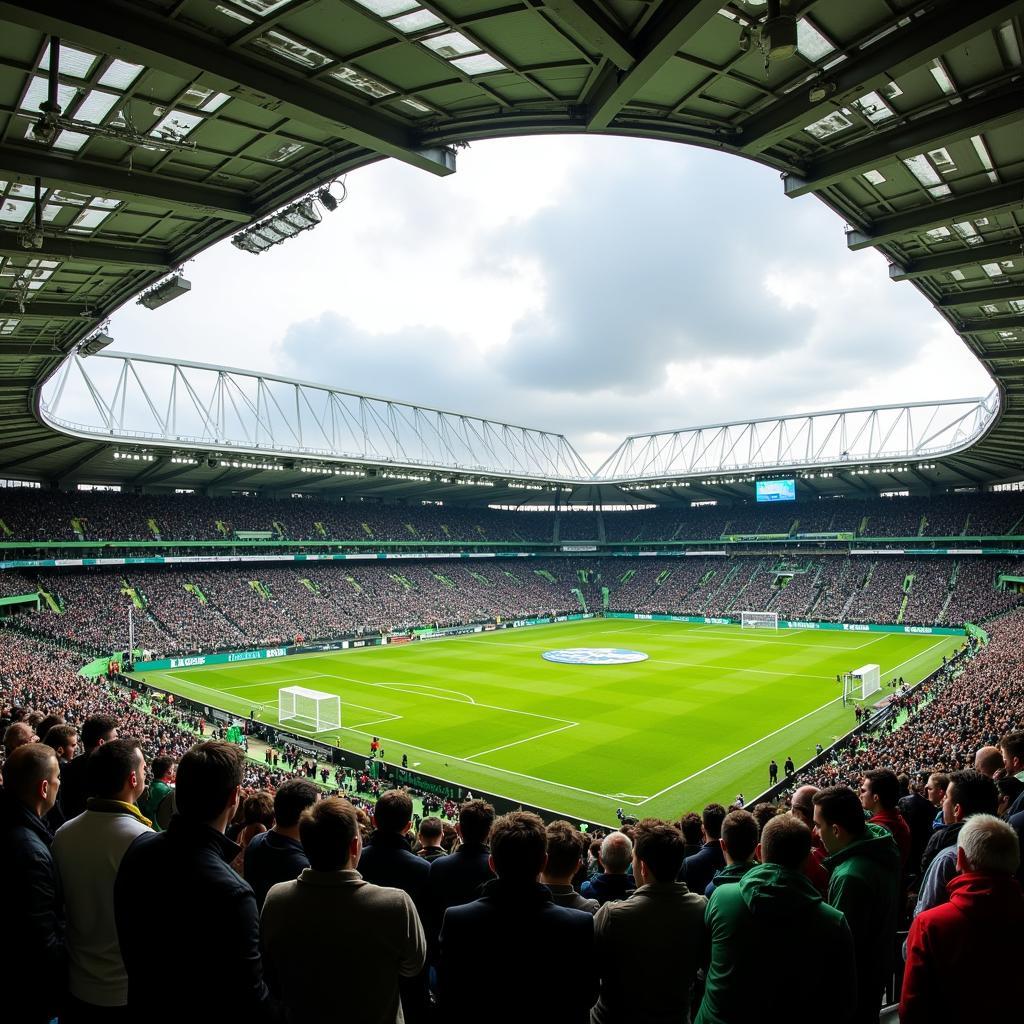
[134,620,962,825]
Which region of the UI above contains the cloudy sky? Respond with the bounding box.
[105,135,991,469]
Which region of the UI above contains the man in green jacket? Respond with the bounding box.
[137,756,175,831]
[814,785,901,1024]
[697,814,855,1024]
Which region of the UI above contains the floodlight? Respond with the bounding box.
[231,185,345,255]
[78,330,113,356]
[762,1,797,60]
[137,274,192,310]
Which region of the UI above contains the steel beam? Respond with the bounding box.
[740,0,1024,155]
[0,229,172,270]
[960,314,1024,332]
[544,1,635,69]
[0,145,252,222]
[938,285,1024,309]
[0,343,72,356]
[981,343,1024,359]
[585,0,722,130]
[0,301,94,320]
[0,0,456,178]
[889,239,1023,280]
[0,437,81,471]
[784,88,1024,198]
[846,183,1024,250]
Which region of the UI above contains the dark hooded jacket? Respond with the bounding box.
[696,863,854,1024]
[824,822,901,1024]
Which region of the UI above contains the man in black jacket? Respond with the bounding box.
[0,742,66,1024]
[114,740,279,1021]
[58,713,118,822]
[244,777,318,907]
[438,811,597,1023]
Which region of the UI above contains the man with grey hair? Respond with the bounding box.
[581,831,635,905]
[900,815,1024,1024]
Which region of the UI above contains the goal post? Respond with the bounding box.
[740,611,778,630]
[843,663,881,704]
[279,685,341,733]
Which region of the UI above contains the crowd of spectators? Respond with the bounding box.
[3,487,1024,545]
[1,550,1020,658]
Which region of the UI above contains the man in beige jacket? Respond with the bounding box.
[261,796,426,1023]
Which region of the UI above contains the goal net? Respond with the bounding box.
[843,663,881,704]
[279,685,341,733]
[740,611,778,629]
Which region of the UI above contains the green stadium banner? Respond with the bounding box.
[604,611,966,636]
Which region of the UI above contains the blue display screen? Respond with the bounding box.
[756,479,796,502]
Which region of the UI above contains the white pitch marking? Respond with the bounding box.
[464,721,579,761]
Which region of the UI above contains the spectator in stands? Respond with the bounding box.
[437,811,596,1022]
[788,784,829,895]
[358,789,430,906]
[114,741,276,1019]
[0,743,65,1024]
[900,815,1024,1024]
[359,788,431,1022]
[999,730,1024,817]
[914,770,998,916]
[925,772,949,831]
[3,719,37,756]
[697,815,855,1024]
[137,755,175,830]
[541,820,599,914]
[898,772,936,881]
[245,778,319,908]
[997,776,1024,819]
[974,744,1004,778]
[679,811,703,858]
[921,769,996,877]
[705,808,758,898]
[680,803,727,894]
[593,818,705,1024]
[581,831,636,905]
[42,722,78,763]
[52,738,151,1018]
[427,798,495,943]
[60,713,118,821]
[261,796,426,1024]
[859,768,911,870]
[415,816,446,863]
[813,785,900,1024]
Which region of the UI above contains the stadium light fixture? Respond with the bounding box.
[232,182,346,256]
[78,328,113,356]
[137,274,191,310]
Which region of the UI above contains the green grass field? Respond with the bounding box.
[132,620,961,825]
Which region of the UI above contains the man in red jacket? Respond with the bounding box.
[900,814,1024,1024]
[859,768,911,871]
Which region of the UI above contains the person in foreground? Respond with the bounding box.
[261,796,426,1023]
[813,785,899,1024]
[899,814,1024,1023]
[696,814,855,1024]
[592,818,707,1024]
[0,742,66,1024]
[437,810,597,1023]
[114,740,278,1021]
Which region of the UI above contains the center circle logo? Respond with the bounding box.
[542,648,649,665]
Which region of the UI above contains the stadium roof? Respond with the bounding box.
[0,0,1022,505]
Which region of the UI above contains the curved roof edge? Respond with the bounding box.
[37,350,1002,486]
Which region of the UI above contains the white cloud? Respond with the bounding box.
[106,134,992,470]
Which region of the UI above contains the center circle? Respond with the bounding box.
[542,648,649,665]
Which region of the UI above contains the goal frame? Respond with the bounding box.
[843,663,881,705]
[739,610,778,630]
[279,685,342,733]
